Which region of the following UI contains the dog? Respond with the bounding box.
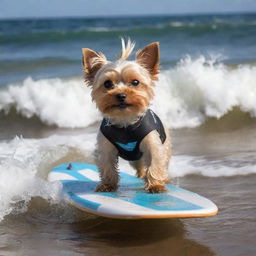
[82,39,171,193]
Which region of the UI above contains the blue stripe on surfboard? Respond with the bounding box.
[65,187,202,212]
[51,163,203,212]
[61,180,100,211]
[61,180,203,212]
[98,191,203,211]
[68,191,101,211]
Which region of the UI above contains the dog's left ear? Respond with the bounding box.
[136,42,160,80]
[82,48,107,86]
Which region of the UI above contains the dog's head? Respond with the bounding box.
[82,39,160,125]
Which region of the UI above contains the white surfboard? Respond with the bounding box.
[48,163,218,219]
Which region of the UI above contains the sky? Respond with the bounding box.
[0,0,256,19]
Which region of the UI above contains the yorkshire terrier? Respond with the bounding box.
[82,39,171,193]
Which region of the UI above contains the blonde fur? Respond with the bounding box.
[119,38,136,60]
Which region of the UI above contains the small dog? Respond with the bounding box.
[82,39,171,193]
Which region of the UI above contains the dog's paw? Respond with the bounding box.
[146,184,167,193]
[136,171,146,179]
[96,183,117,192]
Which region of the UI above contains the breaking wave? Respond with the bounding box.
[0,55,256,129]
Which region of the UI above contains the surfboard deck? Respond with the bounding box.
[48,163,218,219]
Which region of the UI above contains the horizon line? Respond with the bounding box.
[0,10,256,21]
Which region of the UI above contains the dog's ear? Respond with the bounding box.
[136,42,160,80]
[82,48,107,86]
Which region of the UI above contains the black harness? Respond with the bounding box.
[100,109,166,161]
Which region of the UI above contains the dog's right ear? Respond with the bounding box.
[136,42,160,81]
[82,48,107,86]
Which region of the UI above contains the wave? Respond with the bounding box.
[0,134,255,221]
[0,134,95,221]
[1,55,256,129]
[155,55,256,128]
[0,77,100,128]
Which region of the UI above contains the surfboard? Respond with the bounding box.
[48,163,218,219]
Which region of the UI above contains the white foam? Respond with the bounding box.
[152,55,256,128]
[0,77,101,128]
[1,57,256,128]
[0,133,96,221]
[118,155,256,178]
[169,21,185,27]
[169,155,256,177]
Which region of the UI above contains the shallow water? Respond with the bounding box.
[1,174,255,256]
[0,124,256,256]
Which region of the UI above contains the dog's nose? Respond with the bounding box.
[116,93,127,102]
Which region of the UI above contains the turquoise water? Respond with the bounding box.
[1,13,256,86]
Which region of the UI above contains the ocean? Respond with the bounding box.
[0,13,256,256]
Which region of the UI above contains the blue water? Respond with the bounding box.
[1,13,256,86]
[0,14,256,256]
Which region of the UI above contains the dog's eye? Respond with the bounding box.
[104,80,114,89]
[131,79,140,86]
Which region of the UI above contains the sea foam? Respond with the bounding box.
[154,55,256,128]
[0,56,256,128]
[0,77,100,128]
[0,134,256,221]
[0,133,96,221]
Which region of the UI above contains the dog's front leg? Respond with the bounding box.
[95,131,119,192]
[140,130,170,193]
